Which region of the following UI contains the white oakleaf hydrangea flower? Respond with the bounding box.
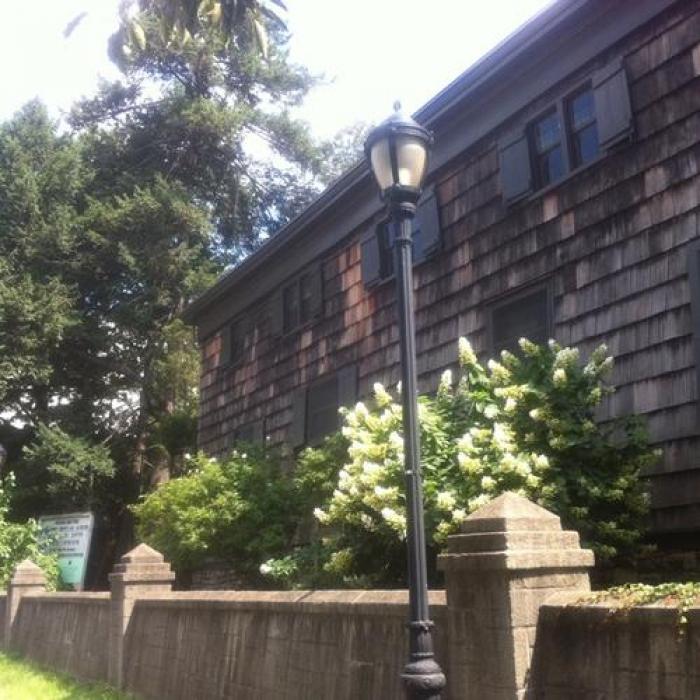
[436,491,457,510]
[452,508,467,523]
[484,404,499,419]
[373,382,392,407]
[439,369,453,393]
[458,337,477,365]
[481,475,496,491]
[553,368,567,385]
[313,507,329,523]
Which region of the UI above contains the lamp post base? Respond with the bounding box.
[402,655,447,699]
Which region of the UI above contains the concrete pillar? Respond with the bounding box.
[438,492,594,700]
[108,543,175,689]
[5,560,46,648]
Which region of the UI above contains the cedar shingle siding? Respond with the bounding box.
[189,1,700,535]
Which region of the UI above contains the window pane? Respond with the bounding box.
[299,273,313,323]
[492,288,550,356]
[283,283,299,333]
[535,146,564,186]
[533,112,561,153]
[572,123,599,167]
[569,89,595,130]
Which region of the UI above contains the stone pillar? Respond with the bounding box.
[108,543,175,689]
[438,492,594,700]
[5,560,46,648]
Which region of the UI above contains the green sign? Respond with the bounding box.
[38,513,94,589]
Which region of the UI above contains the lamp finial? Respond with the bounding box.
[393,100,401,113]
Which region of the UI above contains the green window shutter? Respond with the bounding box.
[361,228,382,288]
[593,57,633,150]
[289,387,307,448]
[413,186,441,264]
[499,130,532,204]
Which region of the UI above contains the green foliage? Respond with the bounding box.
[582,581,700,628]
[133,448,299,577]
[0,475,59,590]
[264,338,654,587]
[21,424,115,512]
[135,339,654,590]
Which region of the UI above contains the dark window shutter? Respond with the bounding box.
[308,264,324,319]
[337,364,358,410]
[413,186,440,264]
[289,387,307,448]
[491,286,551,356]
[269,292,284,337]
[233,419,264,446]
[687,240,700,425]
[593,57,633,150]
[361,228,382,288]
[219,325,232,366]
[306,375,340,445]
[499,130,532,203]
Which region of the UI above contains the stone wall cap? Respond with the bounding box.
[10,560,47,585]
[437,548,595,572]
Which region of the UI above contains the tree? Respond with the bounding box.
[0,0,334,580]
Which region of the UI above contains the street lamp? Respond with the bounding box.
[365,104,447,700]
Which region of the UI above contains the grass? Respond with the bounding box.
[0,654,130,700]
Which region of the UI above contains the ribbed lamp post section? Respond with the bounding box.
[364,104,447,699]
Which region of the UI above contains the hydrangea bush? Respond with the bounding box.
[264,338,655,587]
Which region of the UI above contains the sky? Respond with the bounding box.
[0,0,554,139]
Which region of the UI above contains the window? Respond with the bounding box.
[530,110,565,188]
[566,86,599,168]
[220,316,246,367]
[361,186,441,289]
[490,285,551,357]
[500,58,632,203]
[271,265,323,336]
[289,365,358,447]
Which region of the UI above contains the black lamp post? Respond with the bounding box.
[365,104,447,700]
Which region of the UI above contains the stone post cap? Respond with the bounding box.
[461,492,562,534]
[10,560,47,586]
[120,543,166,565]
[438,492,594,572]
[109,543,175,584]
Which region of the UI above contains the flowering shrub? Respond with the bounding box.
[264,338,654,587]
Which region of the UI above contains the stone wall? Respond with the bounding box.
[123,591,447,700]
[531,597,700,699]
[4,494,699,699]
[10,593,110,684]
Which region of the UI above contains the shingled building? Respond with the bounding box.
[184,0,700,538]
